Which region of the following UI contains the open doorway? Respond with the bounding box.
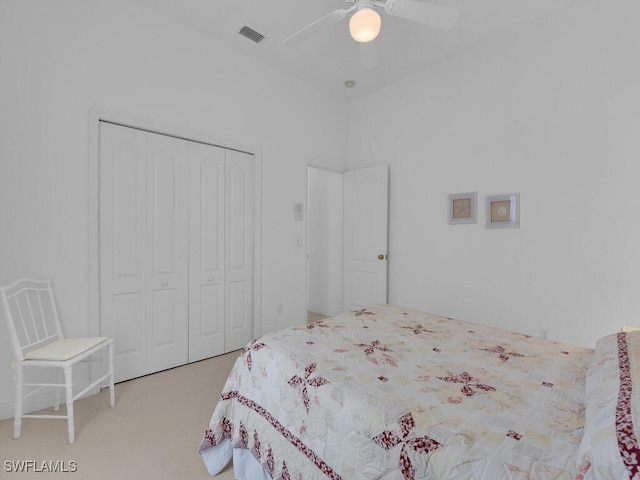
[306,164,389,322]
[307,166,344,319]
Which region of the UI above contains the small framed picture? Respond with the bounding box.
[486,193,519,228]
[447,192,477,225]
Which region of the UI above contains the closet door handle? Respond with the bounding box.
[161,280,168,287]
[208,277,214,282]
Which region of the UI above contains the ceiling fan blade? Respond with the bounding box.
[284,7,355,47]
[385,0,459,30]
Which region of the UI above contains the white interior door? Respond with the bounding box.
[99,122,147,381]
[189,145,254,358]
[342,165,389,311]
[100,122,189,382]
[188,142,226,362]
[225,149,254,351]
[145,131,189,374]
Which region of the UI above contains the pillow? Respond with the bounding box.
[576,331,640,479]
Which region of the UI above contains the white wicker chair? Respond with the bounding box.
[0,278,115,444]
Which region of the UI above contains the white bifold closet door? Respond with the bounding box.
[99,122,253,382]
[188,142,254,362]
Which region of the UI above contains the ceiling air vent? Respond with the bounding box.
[239,26,265,43]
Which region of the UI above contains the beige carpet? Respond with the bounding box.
[307,311,329,323]
[0,351,241,480]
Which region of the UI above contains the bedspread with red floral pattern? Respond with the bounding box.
[199,304,593,479]
[576,330,640,480]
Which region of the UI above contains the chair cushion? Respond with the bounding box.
[24,337,110,361]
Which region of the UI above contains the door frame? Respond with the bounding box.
[88,107,263,342]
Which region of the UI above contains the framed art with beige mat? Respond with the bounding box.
[486,193,519,228]
[447,191,477,225]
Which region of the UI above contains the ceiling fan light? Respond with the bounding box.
[349,7,381,43]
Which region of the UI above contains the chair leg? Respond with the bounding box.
[54,369,62,411]
[108,343,115,408]
[64,366,75,444]
[14,364,23,439]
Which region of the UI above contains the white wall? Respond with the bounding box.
[347,0,640,347]
[0,0,347,418]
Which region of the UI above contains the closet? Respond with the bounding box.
[98,122,254,382]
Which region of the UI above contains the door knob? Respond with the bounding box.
[378,254,385,260]
[161,280,168,287]
[208,277,214,282]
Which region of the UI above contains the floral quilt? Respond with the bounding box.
[199,304,593,479]
[576,331,640,480]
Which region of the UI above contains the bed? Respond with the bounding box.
[199,304,640,479]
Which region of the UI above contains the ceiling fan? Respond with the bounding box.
[284,0,459,46]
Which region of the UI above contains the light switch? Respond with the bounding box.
[293,202,304,221]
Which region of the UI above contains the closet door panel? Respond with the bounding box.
[112,293,142,355]
[225,150,254,351]
[99,122,147,382]
[151,289,178,346]
[113,152,140,282]
[228,281,247,329]
[110,292,144,381]
[152,152,178,275]
[146,132,189,372]
[189,142,226,362]
[199,284,222,333]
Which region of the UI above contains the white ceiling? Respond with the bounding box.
[131,0,578,99]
